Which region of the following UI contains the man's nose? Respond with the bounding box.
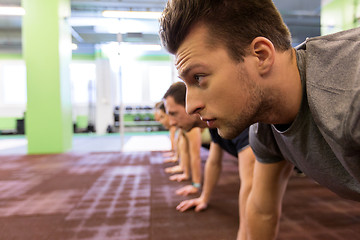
[185,87,204,115]
[169,117,177,127]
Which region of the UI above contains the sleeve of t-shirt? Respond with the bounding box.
[249,123,285,163]
[232,127,250,153]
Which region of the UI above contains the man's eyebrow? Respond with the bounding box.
[178,64,202,79]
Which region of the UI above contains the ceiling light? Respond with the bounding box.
[102,10,162,19]
[0,6,25,16]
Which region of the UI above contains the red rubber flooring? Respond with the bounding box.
[0,149,359,240]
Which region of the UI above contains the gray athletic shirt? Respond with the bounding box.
[249,27,360,201]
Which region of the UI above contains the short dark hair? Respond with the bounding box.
[163,81,186,107]
[159,0,291,61]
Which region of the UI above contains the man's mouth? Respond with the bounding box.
[201,117,216,128]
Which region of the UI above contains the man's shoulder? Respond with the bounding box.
[307,27,360,43]
[249,123,276,144]
[304,27,360,146]
[305,27,360,78]
[185,127,202,141]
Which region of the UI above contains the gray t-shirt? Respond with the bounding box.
[250,27,360,201]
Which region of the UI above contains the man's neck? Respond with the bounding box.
[265,48,303,125]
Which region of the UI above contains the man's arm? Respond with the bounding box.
[163,128,178,162]
[237,146,256,240]
[175,127,202,195]
[176,142,223,210]
[187,127,202,184]
[169,126,177,152]
[245,159,293,240]
[169,132,190,182]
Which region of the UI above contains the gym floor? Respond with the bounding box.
[0,133,359,239]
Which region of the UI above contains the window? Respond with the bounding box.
[0,61,27,105]
[148,65,172,102]
[70,62,96,104]
[120,61,174,104]
[121,63,143,103]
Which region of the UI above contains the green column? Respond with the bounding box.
[22,0,72,154]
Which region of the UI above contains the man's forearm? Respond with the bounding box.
[187,128,202,184]
[245,160,293,240]
[190,157,202,184]
[200,158,222,202]
[238,147,256,240]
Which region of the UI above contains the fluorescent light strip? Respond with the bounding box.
[0,6,25,16]
[102,10,162,19]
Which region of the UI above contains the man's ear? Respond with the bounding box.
[249,37,275,76]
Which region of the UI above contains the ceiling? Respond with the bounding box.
[0,0,321,55]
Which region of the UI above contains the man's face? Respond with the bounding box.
[175,24,262,139]
[154,110,161,122]
[164,96,206,131]
[155,109,171,129]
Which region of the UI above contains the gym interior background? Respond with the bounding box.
[0,0,358,154]
[0,1,360,240]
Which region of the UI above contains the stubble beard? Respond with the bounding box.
[217,105,258,139]
[217,67,265,139]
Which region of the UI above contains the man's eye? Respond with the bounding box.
[194,75,204,82]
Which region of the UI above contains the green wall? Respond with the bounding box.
[321,0,360,35]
